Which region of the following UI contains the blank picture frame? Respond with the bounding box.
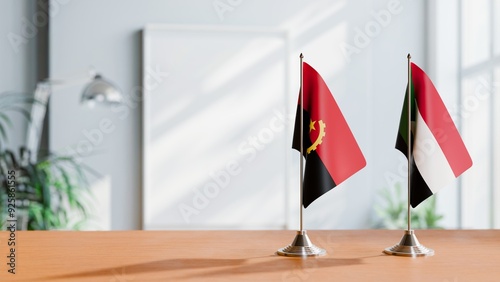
[142,24,292,229]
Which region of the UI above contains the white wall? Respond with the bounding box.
[49,0,426,230]
[0,0,38,150]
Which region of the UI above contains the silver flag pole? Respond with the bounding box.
[277,53,326,257]
[383,54,434,257]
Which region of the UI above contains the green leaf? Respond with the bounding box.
[1,143,93,230]
[0,123,7,142]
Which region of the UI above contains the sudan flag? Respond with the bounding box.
[396,62,472,208]
[292,62,366,208]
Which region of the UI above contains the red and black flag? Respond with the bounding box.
[293,62,366,208]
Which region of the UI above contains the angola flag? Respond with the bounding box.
[292,62,366,208]
[396,62,473,208]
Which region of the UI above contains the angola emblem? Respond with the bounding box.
[307,119,326,154]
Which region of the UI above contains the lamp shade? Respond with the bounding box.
[81,74,122,105]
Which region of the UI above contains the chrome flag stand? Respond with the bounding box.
[277,53,326,257]
[277,230,326,257]
[384,230,434,257]
[383,54,434,257]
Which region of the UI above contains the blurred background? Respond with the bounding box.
[0,0,498,230]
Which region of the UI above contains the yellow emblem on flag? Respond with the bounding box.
[307,119,326,154]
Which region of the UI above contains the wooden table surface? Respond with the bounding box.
[0,230,499,281]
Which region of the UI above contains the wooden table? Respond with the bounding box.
[0,230,499,281]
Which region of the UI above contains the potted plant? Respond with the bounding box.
[373,182,444,229]
[0,92,93,230]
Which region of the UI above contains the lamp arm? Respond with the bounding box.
[25,67,96,161]
[25,82,51,162]
[25,68,121,161]
[43,67,96,90]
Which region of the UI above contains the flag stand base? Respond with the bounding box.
[383,230,434,257]
[277,230,326,257]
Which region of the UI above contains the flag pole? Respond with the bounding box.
[277,53,325,257]
[406,53,412,232]
[383,53,434,257]
[299,53,304,232]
